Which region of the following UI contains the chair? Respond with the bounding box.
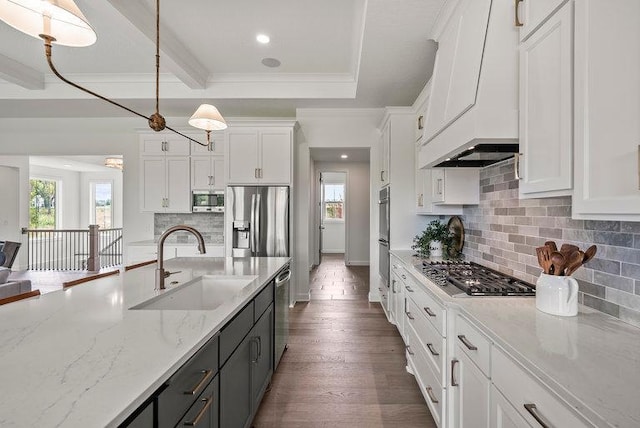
[0,289,40,306]
[0,241,21,268]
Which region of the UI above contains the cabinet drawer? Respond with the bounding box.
[220,302,254,365]
[157,335,219,428]
[492,348,591,428]
[176,374,219,428]
[391,257,405,279]
[405,297,444,381]
[405,274,446,336]
[455,315,491,377]
[406,323,443,426]
[254,281,274,322]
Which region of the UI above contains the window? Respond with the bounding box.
[323,183,345,221]
[91,181,113,228]
[29,178,57,229]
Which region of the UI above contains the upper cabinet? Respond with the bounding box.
[379,121,391,187]
[518,1,573,198]
[421,0,519,167]
[226,125,294,185]
[572,0,640,221]
[191,132,225,156]
[517,0,569,42]
[140,136,190,156]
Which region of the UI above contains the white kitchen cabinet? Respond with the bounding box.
[573,0,640,221]
[140,156,191,213]
[519,2,573,198]
[415,150,464,214]
[517,0,569,42]
[431,168,479,205]
[490,385,531,428]
[140,135,190,156]
[190,132,225,156]
[192,157,224,190]
[226,128,292,185]
[424,0,492,142]
[379,121,390,187]
[450,349,490,428]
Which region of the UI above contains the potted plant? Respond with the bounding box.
[412,220,453,258]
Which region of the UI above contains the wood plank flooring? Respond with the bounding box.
[253,254,436,428]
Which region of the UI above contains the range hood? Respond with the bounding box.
[434,144,519,168]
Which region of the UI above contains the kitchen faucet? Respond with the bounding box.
[156,225,206,290]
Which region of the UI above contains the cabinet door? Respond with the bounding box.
[165,157,191,212]
[212,158,225,190]
[518,0,568,42]
[380,123,390,186]
[228,131,259,184]
[450,350,490,428]
[192,156,212,190]
[251,304,273,408]
[415,166,426,213]
[490,385,532,428]
[425,0,492,141]
[519,2,573,197]
[573,0,640,220]
[191,131,225,155]
[140,157,166,212]
[122,400,153,428]
[431,169,445,203]
[176,375,219,428]
[259,131,291,184]
[140,137,165,156]
[220,334,252,428]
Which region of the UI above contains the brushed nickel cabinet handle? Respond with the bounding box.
[514,153,524,180]
[391,279,396,293]
[426,343,439,356]
[425,386,439,404]
[405,311,415,320]
[457,334,478,351]
[515,0,524,27]
[524,403,551,428]
[405,286,414,293]
[183,369,213,396]
[406,345,415,356]
[184,396,213,426]
[418,115,424,130]
[637,145,639,190]
[380,170,384,182]
[451,359,459,387]
[255,168,259,179]
[424,307,436,317]
[401,274,407,280]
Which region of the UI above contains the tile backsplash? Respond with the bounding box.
[154,213,224,244]
[462,158,640,328]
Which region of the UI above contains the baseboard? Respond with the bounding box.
[346,260,369,266]
[321,250,345,254]
[368,291,381,302]
[295,292,310,302]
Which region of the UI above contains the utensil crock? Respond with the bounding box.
[536,273,579,317]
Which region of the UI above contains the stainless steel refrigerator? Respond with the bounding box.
[228,186,290,257]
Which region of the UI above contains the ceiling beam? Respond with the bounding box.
[106,0,209,89]
[0,54,44,90]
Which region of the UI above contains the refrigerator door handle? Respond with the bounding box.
[250,194,256,255]
[255,193,261,254]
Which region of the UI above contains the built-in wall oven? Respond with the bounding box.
[378,187,390,286]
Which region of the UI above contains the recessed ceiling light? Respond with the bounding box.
[468,146,476,150]
[256,34,270,44]
[261,57,281,68]
[445,158,451,161]
[341,154,348,159]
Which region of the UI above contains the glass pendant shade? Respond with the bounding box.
[189,104,228,131]
[0,0,96,46]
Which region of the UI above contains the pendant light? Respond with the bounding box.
[0,0,227,146]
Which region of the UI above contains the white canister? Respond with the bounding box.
[429,240,443,257]
[535,273,579,317]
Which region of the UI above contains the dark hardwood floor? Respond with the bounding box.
[253,254,436,427]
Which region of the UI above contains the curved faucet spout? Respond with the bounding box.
[156,225,207,290]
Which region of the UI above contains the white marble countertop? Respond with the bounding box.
[391,249,640,428]
[0,256,290,427]
[127,240,224,247]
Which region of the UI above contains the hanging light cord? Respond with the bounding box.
[38,0,208,147]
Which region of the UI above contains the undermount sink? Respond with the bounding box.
[131,275,258,311]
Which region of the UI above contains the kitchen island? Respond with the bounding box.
[390,249,640,428]
[0,256,290,427]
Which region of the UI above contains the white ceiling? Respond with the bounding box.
[0,0,445,118]
[30,156,123,172]
[310,147,370,163]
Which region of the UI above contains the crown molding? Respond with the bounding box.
[296,108,383,118]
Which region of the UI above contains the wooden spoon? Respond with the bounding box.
[564,250,584,276]
[582,245,597,265]
[544,241,558,252]
[560,243,579,257]
[536,246,552,274]
[550,251,566,276]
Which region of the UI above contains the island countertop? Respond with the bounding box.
[0,256,290,427]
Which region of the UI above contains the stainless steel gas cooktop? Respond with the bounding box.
[413,260,536,297]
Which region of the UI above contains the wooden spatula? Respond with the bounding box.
[544,241,558,252]
[550,251,566,276]
[564,250,584,276]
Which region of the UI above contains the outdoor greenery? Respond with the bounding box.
[412,219,454,258]
[29,178,57,229]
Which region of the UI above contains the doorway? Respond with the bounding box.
[319,172,347,264]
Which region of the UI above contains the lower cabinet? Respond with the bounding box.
[176,375,219,428]
[490,384,530,428]
[450,349,490,428]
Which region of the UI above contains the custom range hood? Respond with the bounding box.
[434,144,519,168]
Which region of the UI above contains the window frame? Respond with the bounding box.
[29,176,61,230]
[322,182,345,223]
[89,179,114,229]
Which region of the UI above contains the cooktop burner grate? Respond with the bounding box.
[414,261,535,297]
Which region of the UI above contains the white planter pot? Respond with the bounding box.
[429,240,443,258]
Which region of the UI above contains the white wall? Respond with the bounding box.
[0,156,31,269]
[79,170,124,228]
[0,166,20,246]
[294,109,383,302]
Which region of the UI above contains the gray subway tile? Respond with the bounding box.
[482,185,495,193]
[636,280,640,295]
[547,206,571,217]
[593,231,634,248]
[495,208,508,215]
[514,216,532,226]
[502,225,519,234]
[526,207,547,217]
[621,222,640,234]
[582,294,620,318]
[585,220,620,232]
[618,306,640,329]
[621,263,640,281]
[577,280,606,298]
[508,207,526,216]
[593,271,634,293]
[539,197,572,206]
[634,235,640,249]
[585,258,621,275]
[602,246,640,265]
[525,236,546,247]
[508,234,526,244]
[606,288,640,312]
[539,227,563,239]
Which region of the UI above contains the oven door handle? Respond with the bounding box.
[378,239,389,246]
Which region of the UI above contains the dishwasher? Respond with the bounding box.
[274,264,291,368]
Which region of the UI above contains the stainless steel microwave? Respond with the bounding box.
[192,190,224,212]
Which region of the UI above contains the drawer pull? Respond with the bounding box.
[426,343,439,356]
[524,403,552,428]
[451,359,459,387]
[184,396,213,426]
[425,386,439,404]
[457,335,478,351]
[405,286,414,293]
[183,369,213,396]
[515,0,524,27]
[401,274,407,280]
[424,307,436,317]
[405,311,415,320]
[406,345,415,356]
